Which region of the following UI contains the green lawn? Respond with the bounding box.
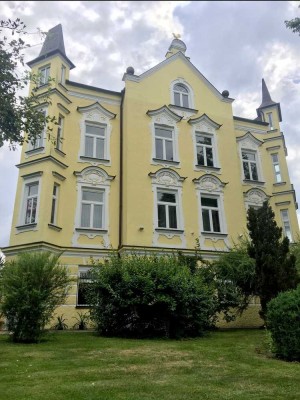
[0,330,299,400]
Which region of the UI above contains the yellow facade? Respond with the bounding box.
[3,26,299,328]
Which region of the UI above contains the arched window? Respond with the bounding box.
[173,83,189,108]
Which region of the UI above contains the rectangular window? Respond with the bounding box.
[242,151,258,181]
[196,133,214,167]
[80,189,104,229]
[155,126,174,161]
[39,65,50,86]
[50,184,59,225]
[280,209,292,242]
[157,191,178,229]
[77,267,92,306]
[29,110,46,150]
[271,153,282,183]
[201,196,221,233]
[84,123,105,159]
[267,112,273,129]
[56,115,64,150]
[60,65,66,84]
[24,182,39,224]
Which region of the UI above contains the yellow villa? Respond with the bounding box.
[3,25,299,327]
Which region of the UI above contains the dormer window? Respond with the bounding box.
[173,83,189,108]
[39,65,50,86]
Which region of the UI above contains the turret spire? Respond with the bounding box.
[259,79,276,108]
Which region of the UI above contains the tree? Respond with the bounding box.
[0,252,71,343]
[285,5,300,36]
[0,18,55,149]
[247,201,299,321]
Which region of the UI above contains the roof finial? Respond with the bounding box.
[172,33,181,39]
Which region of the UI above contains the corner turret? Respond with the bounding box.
[256,79,282,129]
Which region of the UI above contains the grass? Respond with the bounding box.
[0,329,299,400]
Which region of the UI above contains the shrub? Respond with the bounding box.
[88,253,216,339]
[52,314,68,330]
[0,252,71,343]
[267,285,300,361]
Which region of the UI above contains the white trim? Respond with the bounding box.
[244,188,269,210]
[280,209,293,242]
[17,174,42,231]
[237,133,264,184]
[72,167,114,248]
[26,106,48,155]
[170,78,194,109]
[234,124,267,135]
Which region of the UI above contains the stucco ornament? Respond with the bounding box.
[246,189,268,205]
[196,121,213,133]
[86,112,107,123]
[83,170,105,185]
[155,172,177,186]
[149,168,185,187]
[154,113,174,126]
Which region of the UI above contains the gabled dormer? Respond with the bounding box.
[27,24,75,88]
[256,79,282,131]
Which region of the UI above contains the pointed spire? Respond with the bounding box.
[39,24,66,58]
[259,79,276,108]
[27,24,75,69]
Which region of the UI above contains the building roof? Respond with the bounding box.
[259,78,277,108]
[27,24,75,69]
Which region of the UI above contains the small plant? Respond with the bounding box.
[53,314,68,330]
[73,312,90,330]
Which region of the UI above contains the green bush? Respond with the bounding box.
[267,285,300,361]
[0,252,71,343]
[88,253,216,339]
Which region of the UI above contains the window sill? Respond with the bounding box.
[201,231,228,237]
[25,147,45,156]
[48,223,62,231]
[75,228,108,233]
[195,165,221,171]
[80,156,110,163]
[54,148,66,157]
[155,228,184,234]
[152,158,180,165]
[243,179,265,185]
[34,83,50,91]
[273,182,286,187]
[16,223,37,231]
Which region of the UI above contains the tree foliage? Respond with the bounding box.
[247,201,299,321]
[0,18,55,149]
[285,5,300,36]
[0,252,71,343]
[88,253,217,339]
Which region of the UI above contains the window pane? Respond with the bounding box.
[206,147,214,167]
[155,138,163,159]
[96,138,105,159]
[174,92,180,106]
[50,198,56,224]
[155,128,172,139]
[81,204,91,227]
[165,140,173,161]
[202,209,211,231]
[93,205,103,228]
[197,135,211,145]
[168,205,177,229]
[86,125,105,136]
[174,84,188,93]
[242,152,255,161]
[251,164,258,180]
[25,198,33,224]
[82,190,103,202]
[182,94,189,108]
[197,147,205,165]
[158,192,176,203]
[212,210,221,232]
[243,162,250,179]
[31,197,37,223]
[276,173,282,183]
[272,154,278,163]
[281,210,288,219]
[158,204,166,227]
[28,183,38,196]
[201,197,218,207]
[85,136,94,157]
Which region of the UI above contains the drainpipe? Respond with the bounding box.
[118,88,125,255]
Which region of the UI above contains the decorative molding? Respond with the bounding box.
[74,166,115,186]
[48,223,62,232]
[149,168,186,187]
[236,131,263,148]
[266,145,281,151]
[244,188,270,209]
[275,201,291,206]
[147,105,182,123]
[77,102,116,120]
[57,103,70,114]
[193,174,227,192]
[21,171,43,179]
[188,113,222,130]
[234,124,267,134]
[16,156,68,170]
[52,171,66,181]
[68,90,121,106]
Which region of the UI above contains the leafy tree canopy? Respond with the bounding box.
[285,5,300,36]
[0,18,55,149]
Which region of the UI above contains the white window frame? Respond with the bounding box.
[60,64,66,84]
[195,132,216,167]
[156,189,180,230]
[267,112,274,130]
[83,122,107,160]
[28,108,47,151]
[38,64,50,86]
[50,183,59,225]
[242,150,259,181]
[56,114,64,151]
[173,83,190,108]
[271,153,282,183]
[200,195,223,234]
[280,209,292,242]
[154,125,175,162]
[80,187,105,230]
[237,133,264,185]
[18,173,42,228]
[170,79,194,109]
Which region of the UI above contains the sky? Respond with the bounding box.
[0,0,300,248]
